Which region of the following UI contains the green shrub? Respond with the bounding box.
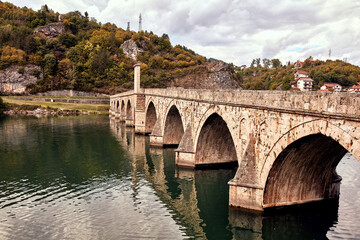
[17,66,25,74]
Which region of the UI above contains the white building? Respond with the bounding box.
[294,70,309,78]
[320,83,342,92]
[297,78,313,91]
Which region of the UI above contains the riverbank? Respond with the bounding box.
[1,96,110,116]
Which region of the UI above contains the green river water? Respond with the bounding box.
[0,115,359,239]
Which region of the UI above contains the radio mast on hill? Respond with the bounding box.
[138,13,142,32]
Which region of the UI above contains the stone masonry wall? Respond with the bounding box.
[132,88,360,117]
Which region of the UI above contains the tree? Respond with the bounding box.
[41,4,49,13]
[250,59,256,68]
[303,57,313,68]
[255,58,261,68]
[262,58,271,68]
[271,58,281,68]
[58,33,77,48]
[44,53,57,75]
[90,47,112,74]
[0,46,26,68]
[157,33,171,51]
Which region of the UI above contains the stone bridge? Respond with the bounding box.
[109,64,360,211]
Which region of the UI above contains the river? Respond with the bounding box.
[0,115,359,239]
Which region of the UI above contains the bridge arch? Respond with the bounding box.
[260,119,360,208]
[120,100,125,115]
[116,101,119,113]
[194,108,239,166]
[163,104,184,146]
[145,101,157,134]
[126,100,132,120]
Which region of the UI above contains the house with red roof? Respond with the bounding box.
[294,61,303,68]
[294,70,309,79]
[348,84,360,93]
[320,83,342,92]
[294,70,313,91]
[297,78,313,91]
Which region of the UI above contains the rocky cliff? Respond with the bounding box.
[0,65,42,94]
[120,39,144,62]
[173,61,240,90]
[120,39,240,90]
[33,22,66,38]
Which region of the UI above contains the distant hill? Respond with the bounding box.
[232,57,360,90]
[0,2,239,95]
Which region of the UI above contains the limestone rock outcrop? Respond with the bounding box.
[173,61,241,90]
[204,61,240,89]
[120,39,143,61]
[0,65,42,94]
[33,22,66,39]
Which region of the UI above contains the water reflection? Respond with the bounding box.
[110,118,359,240]
[229,201,339,240]
[0,115,358,239]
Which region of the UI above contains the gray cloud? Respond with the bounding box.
[6,0,360,66]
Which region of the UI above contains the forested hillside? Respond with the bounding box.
[232,57,360,90]
[1,2,359,94]
[0,2,210,94]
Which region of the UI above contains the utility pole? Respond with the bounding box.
[138,13,142,32]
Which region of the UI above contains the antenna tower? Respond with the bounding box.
[138,13,142,32]
[127,22,130,31]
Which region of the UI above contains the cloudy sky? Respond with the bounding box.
[7,0,360,66]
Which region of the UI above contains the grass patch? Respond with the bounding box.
[5,95,110,100]
[3,97,109,114]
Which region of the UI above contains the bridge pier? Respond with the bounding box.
[175,151,196,168]
[119,112,125,121]
[149,115,164,147]
[134,95,146,134]
[134,112,146,134]
[149,134,164,147]
[125,119,134,127]
[228,180,264,211]
[228,136,265,211]
[174,125,196,167]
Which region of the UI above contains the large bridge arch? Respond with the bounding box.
[193,107,240,167]
[162,104,184,146]
[145,101,157,134]
[260,119,360,208]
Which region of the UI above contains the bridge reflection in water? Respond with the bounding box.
[109,118,340,240]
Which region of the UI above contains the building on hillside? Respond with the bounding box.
[240,65,246,70]
[290,81,297,88]
[294,70,309,78]
[294,61,304,68]
[320,83,342,92]
[293,70,313,91]
[297,78,313,91]
[348,84,360,93]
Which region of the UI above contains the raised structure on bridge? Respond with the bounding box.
[110,65,360,211]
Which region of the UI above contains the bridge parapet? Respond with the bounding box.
[141,88,360,117]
